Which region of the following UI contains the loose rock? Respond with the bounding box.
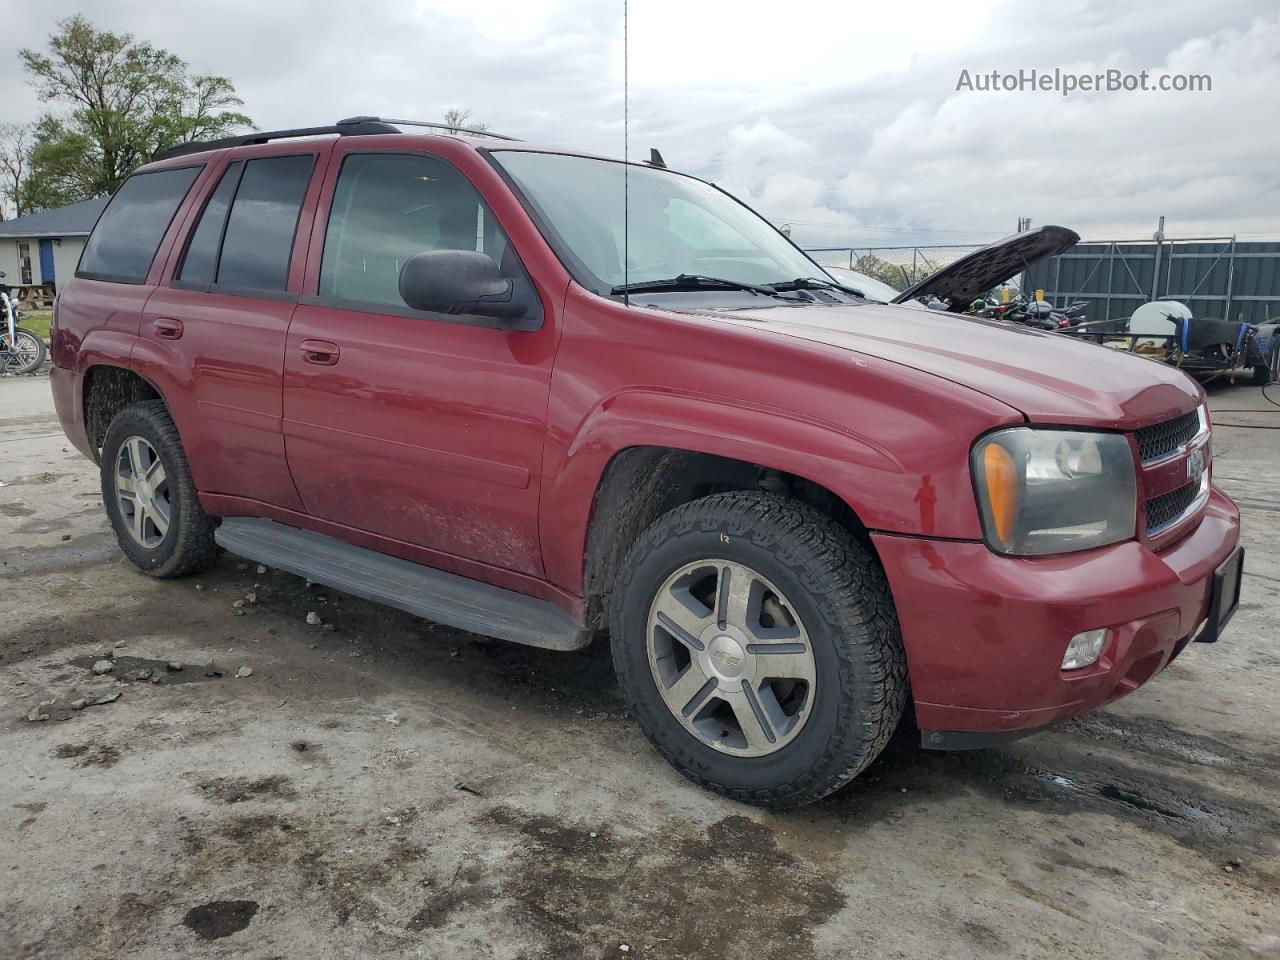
[256,564,267,574]
[91,660,114,675]
[245,593,258,605]
[305,612,322,626]
[236,666,253,679]
[167,661,183,672]
[232,599,246,609]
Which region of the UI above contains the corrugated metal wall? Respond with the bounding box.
[1023,238,1280,326]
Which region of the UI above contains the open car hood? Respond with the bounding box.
[891,225,1079,310]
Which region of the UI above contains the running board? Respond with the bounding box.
[214,517,586,651]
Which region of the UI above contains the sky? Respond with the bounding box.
[3,0,1279,249]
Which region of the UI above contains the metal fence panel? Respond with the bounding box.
[1020,237,1280,326]
[806,237,1280,325]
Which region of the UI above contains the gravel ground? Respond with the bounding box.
[1,373,1278,960]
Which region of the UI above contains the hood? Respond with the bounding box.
[892,225,1079,309]
[693,301,1201,427]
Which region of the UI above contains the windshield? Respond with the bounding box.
[492,151,823,294]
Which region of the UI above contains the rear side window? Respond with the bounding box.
[177,161,243,286]
[214,155,315,292]
[78,166,201,283]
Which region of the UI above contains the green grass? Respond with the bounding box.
[19,312,51,340]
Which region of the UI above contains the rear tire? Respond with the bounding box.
[100,400,218,578]
[610,491,908,808]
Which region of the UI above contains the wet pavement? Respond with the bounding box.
[1,373,1278,959]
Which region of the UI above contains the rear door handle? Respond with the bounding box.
[300,339,340,365]
[153,318,183,340]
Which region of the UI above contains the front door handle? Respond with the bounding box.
[300,339,340,365]
[153,318,183,340]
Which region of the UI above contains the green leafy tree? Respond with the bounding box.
[852,254,910,291]
[19,15,252,210]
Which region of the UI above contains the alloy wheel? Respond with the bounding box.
[645,559,816,757]
[114,436,171,548]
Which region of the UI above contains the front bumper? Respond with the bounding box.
[872,486,1240,739]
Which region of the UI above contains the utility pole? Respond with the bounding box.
[1016,216,1032,233]
[1150,215,1165,302]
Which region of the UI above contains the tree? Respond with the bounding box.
[0,123,35,219]
[852,253,911,291]
[443,108,488,134]
[18,15,252,210]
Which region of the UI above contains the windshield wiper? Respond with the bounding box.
[770,277,866,297]
[610,274,790,297]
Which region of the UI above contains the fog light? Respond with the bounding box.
[1062,629,1107,670]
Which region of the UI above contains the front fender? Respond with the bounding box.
[539,387,990,594]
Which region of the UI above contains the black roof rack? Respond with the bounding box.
[153,118,401,162]
[153,115,520,162]
[338,116,522,142]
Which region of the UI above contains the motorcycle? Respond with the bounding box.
[0,271,46,375]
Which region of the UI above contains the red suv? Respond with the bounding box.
[50,117,1243,807]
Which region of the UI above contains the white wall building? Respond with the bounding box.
[0,197,109,302]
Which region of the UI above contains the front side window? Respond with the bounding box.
[319,152,512,309]
[215,154,315,292]
[492,151,820,293]
[78,166,201,283]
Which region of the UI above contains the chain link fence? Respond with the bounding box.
[804,245,983,293]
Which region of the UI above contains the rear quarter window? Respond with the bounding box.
[77,166,202,283]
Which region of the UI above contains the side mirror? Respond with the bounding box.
[399,250,534,324]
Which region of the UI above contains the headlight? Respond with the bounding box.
[972,428,1137,555]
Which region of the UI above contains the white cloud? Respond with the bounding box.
[3,0,1277,246]
[835,11,1280,240]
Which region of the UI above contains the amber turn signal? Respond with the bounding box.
[981,441,1018,547]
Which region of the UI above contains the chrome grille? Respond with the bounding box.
[1146,481,1200,533]
[1135,410,1200,463]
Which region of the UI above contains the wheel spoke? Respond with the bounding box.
[116,473,136,495]
[132,501,149,542]
[721,567,761,631]
[145,457,166,486]
[652,589,710,651]
[728,683,777,749]
[661,663,717,717]
[126,438,146,478]
[748,651,815,684]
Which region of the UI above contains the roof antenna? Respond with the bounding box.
[623,0,630,307]
[647,148,665,169]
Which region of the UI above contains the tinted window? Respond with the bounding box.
[177,161,243,286]
[78,166,201,283]
[216,154,315,292]
[319,153,511,308]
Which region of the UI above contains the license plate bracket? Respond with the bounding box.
[1194,546,1244,644]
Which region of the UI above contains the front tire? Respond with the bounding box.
[610,492,908,808]
[100,400,218,578]
[2,327,46,375]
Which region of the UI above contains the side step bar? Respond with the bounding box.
[215,518,586,651]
